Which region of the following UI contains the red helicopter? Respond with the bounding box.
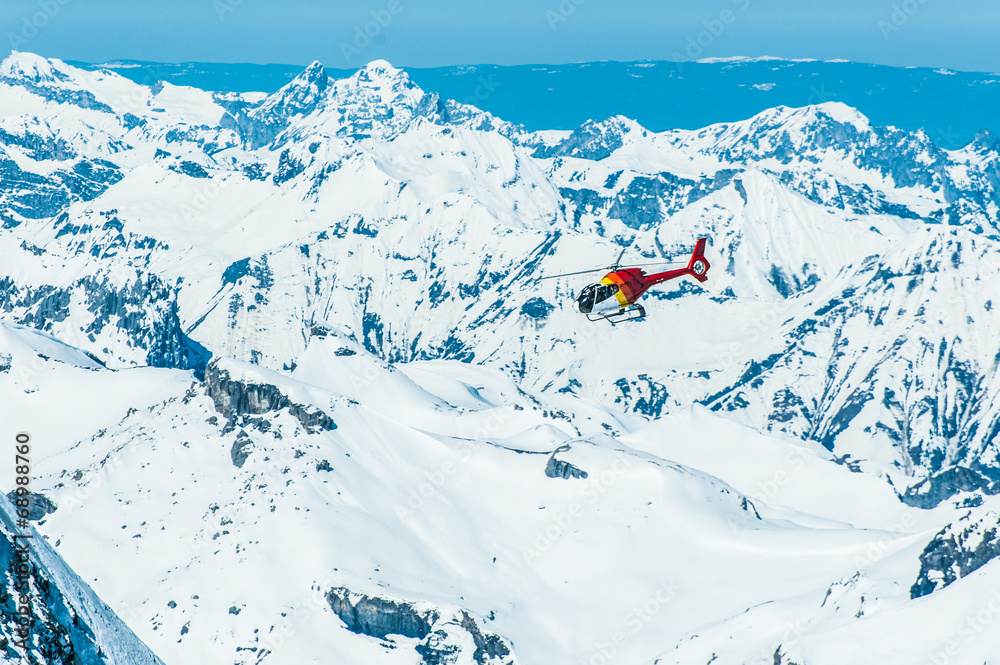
[543,238,711,323]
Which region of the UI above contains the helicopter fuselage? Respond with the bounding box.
[576,263,704,315]
[554,237,711,322]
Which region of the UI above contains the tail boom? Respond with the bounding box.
[645,237,711,286]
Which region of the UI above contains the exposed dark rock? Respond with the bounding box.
[545,455,589,480]
[616,374,671,417]
[0,152,121,220]
[5,491,57,521]
[0,497,165,664]
[0,126,75,161]
[221,258,251,286]
[326,587,513,665]
[558,169,739,230]
[0,71,115,114]
[272,148,307,185]
[456,610,511,664]
[1,528,86,664]
[520,297,554,320]
[0,270,208,372]
[240,162,268,180]
[326,587,434,640]
[224,61,333,149]
[168,160,210,179]
[911,503,1000,598]
[534,117,632,161]
[204,360,336,433]
[901,466,999,509]
[221,256,273,290]
[230,431,253,468]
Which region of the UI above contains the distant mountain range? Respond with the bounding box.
[73,56,1000,148]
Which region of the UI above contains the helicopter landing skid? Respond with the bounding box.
[587,304,646,324]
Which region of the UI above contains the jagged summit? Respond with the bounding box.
[234,58,432,147]
[301,59,326,75]
[535,114,649,160]
[967,128,1000,154]
[255,59,332,117]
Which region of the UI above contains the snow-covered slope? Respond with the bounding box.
[0,494,165,664]
[3,52,1000,664]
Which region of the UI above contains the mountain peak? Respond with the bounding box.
[299,60,327,81]
[804,101,871,129]
[254,60,332,120]
[745,101,871,132]
[288,60,331,90]
[0,51,69,83]
[535,114,648,161]
[352,58,416,91]
[361,58,404,76]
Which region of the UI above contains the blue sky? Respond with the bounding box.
[2,0,998,71]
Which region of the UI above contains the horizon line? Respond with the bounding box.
[4,50,999,77]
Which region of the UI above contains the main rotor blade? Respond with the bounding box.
[538,267,609,280]
[614,247,627,266]
[539,260,686,280]
[620,260,686,268]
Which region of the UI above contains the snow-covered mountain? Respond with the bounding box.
[80,57,1000,149]
[3,50,1000,664]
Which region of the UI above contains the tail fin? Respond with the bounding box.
[685,237,710,283]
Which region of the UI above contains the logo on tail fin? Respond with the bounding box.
[686,238,710,283]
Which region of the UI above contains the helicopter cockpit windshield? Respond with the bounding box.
[576,283,619,314]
